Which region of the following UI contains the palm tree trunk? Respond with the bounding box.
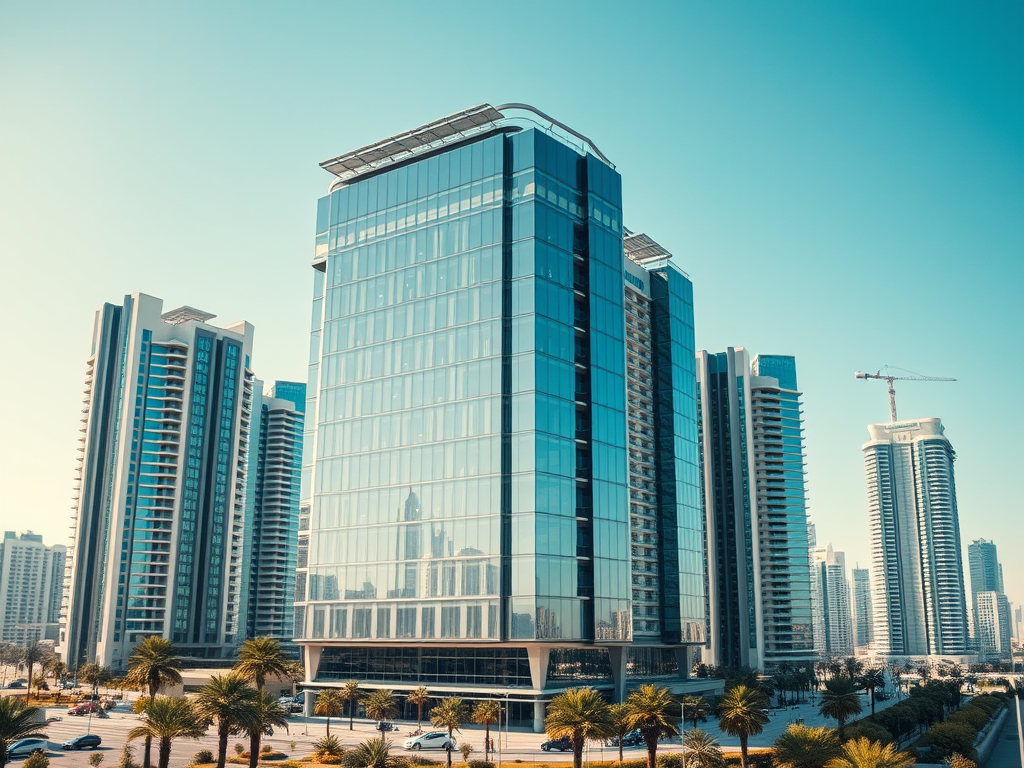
[484,724,490,760]
[740,735,748,768]
[417,703,423,730]
[349,700,354,730]
[1,743,9,768]
[618,738,623,763]
[572,742,583,768]
[248,731,261,768]
[25,661,33,703]
[838,716,845,741]
[217,720,230,768]
[143,735,153,768]
[326,715,331,737]
[158,737,172,768]
[645,737,656,768]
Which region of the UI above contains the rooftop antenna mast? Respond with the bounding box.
[854,366,956,422]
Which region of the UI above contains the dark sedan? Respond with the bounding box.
[63,734,102,750]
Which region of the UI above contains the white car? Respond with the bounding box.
[403,732,457,751]
[8,739,48,759]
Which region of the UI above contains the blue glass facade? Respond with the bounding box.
[297,110,716,716]
[301,129,631,645]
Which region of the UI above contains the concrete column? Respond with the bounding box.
[304,688,317,717]
[673,647,693,680]
[526,646,550,692]
[607,646,627,702]
[304,644,323,682]
[533,701,546,734]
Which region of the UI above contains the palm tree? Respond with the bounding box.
[430,697,469,768]
[44,659,66,690]
[342,736,400,768]
[193,672,259,768]
[682,695,712,731]
[543,687,614,768]
[407,686,430,731]
[0,698,47,768]
[682,729,724,768]
[315,689,347,737]
[472,700,500,760]
[859,668,885,716]
[819,677,862,740]
[127,696,207,768]
[823,737,914,768]
[124,637,182,768]
[624,684,678,768]
[717,684,770,768]
[234,637,293,693]
[608,703,631,763]
[20,643,45,704]
[312,735,344,761]
[340,680,361,730]
[772,724,841,768]
[365,689,399,730]
[239,690,289,768]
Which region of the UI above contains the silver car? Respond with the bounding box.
[8,739,47,759]
[403,731,457,751]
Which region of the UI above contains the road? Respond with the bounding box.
[10,687,906,767]
[984,701,1023,768]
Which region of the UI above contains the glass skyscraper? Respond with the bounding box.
[696,348,815,670]
[296,105,715,729]
[61,294,255,668]
[242,380,306,650]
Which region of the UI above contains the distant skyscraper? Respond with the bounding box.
[60,294,255,668]
[697,348,814,670]
[295,105,713,729]
[975,591,1011,663]
[811,544,854,657]
[0,532,66,644]
[851,565,873,649]
[243,380,305,648]
[863,418,969,657]
[966,538,1011,657]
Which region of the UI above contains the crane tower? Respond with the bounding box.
[855,367,956,422]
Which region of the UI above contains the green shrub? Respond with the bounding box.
[226,759,248,766]
[89,755,105,768]
[656,754,685,768]
[24,753,50,768]
[921,721,978,761]
[468,762,495,768]
[117,744,138,768]
[843,720,894,744]
[192,751,215,765]
[405,757,442,767]
[459,743,474,763]
[235,744,246,756]
[610,760,647,768]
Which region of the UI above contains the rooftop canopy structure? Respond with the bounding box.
[320,103,614,189]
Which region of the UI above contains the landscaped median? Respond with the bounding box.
[185,751,781,768]
[913,692,1009,763]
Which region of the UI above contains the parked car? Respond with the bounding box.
[8,681,25,689]
[608,730,643,748]
[403,732,457,751]
[377,721,398,732]
[63,735,102,750]
[541,737,573,752]
[286,702,303,714]
[7,739,47,759]
[68,703,99,716]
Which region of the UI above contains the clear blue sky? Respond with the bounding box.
[2,1,1021,607]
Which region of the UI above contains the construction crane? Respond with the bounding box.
[855,367,957,423]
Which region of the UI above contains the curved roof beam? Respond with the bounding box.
[495,103,613,166]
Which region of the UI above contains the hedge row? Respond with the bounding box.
[916,693,1007,762]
